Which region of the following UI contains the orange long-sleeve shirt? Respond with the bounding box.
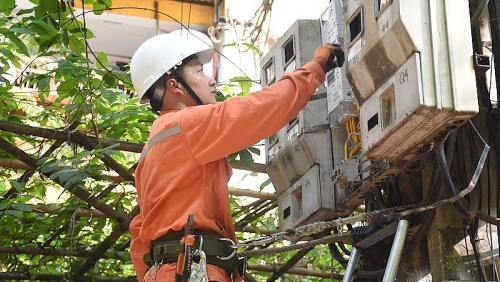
[130,61,325,280]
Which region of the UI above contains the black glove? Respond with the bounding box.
[325,43,345,73]
[312,43,345,73]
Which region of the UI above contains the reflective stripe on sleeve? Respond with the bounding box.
[139,125,181,163]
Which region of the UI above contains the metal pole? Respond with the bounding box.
[382,219,410,282]
[343,247,362,282]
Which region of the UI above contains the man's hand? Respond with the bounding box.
[312,43,345,73]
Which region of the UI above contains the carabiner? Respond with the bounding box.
[217,237,237,261]
[193,235,204,257]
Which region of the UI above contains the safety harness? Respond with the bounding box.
[143,215,246,281]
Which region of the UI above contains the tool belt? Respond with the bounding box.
[143,230,246,277]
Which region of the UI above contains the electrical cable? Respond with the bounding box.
[437,138,474,220]
[327,242,348,268]
[372,184,389,209]
[336,241,351,256]
[356,268,386,279]
[471,0,490,27]
[469,219,488,282]
[491,0,500,252]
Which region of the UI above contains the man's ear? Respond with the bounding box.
[166,78,182,93]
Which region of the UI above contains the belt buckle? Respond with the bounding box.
[217,237,237,261]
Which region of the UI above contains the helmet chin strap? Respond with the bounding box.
[170,68,204,106]
[147,63,203,112]
[150,83,165,112]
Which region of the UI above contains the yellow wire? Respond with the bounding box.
[343,115,363,159]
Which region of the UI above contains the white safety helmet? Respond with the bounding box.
[130,30,214,104]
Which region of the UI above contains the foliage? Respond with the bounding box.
[0,0,148,279]
[0,0,343,281]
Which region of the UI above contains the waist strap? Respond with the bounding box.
[143,230,243,275]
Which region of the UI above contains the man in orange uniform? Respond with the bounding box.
[129,30,343,282]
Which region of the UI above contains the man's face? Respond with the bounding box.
[181,58,217,105]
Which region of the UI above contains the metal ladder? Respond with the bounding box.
[343,219,410,282]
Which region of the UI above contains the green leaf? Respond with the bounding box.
[32,19,58,37]
[39,161,60,173]
[98,0,112,7]
[96,51,108,69]
[93,2,106,15]
[16,8,35,16]
[223,42,237,48]
[0,48,22,69]
[10,181,24,193]
[5,210,23,217]
[68,34,86,53]
[9,27,38,35]
[65,172,87,189]
[12,203,33,212]
[238,149,254,165]
[259,178,271,191]
[36,156,51,166]
[39,36,56,52]
[37,76,50,90]
[53,168,79,183]
[0,200,10,211]
[0,0,15,15]
[57,59,74,75]
[102,73,117,88]
[40,0,59,14]
[57,77,79,93]
[69,27,95,39]
[247,146,260,155]
[229,76,252,96]
[59,171,77,184]
[62,29,69,47]
[2,29,30,56]
[242,42,260,54]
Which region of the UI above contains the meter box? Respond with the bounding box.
[278,164,348,230]
[265,94,329,168]
[260,19,325,92]
[333,157,360,211]
[360,53,478,161]
[262,19,328,166]
[320,0,344,45]
[321,0,357,125]
[266,124,332,196]
[325,67,358,125]
[342,0,475,104]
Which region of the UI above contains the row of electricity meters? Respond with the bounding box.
[261,0,478,230]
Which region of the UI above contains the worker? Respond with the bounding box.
[128,30,344,282]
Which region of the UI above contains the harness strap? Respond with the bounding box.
[143,230,245,276]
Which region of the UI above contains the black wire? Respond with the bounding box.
[469,219,489,282]
[437,138,473,219]
[356,268,386,279]
[327,242,348,268]
[488,0,500,252]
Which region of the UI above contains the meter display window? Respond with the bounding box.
[374,0,392,15]
[263,58,275,86]
[282,36,296,74]
[347,7,363,45]
[380,84,396,130]
[268,133,278,147]
[292,185,303,219]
